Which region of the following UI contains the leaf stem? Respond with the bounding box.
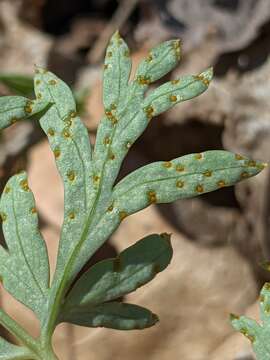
[0,308,39,353]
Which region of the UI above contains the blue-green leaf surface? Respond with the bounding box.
[112,150,264,216]
[62,233,172,310]
[0,95,49,131]
[0,337,34,360]
[0,172,49,319]
[33,68,94,284]
[231,282,270,360]
[60,302,158,330]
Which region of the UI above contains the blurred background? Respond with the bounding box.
[0,0,270,359]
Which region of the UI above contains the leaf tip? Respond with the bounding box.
[197,67,214,87]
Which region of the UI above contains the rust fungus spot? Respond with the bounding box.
[70,111,77,118]
[266,304,270,314]
[20,179,29,191]
[68,212,75,220]
[144,105,154,120]
[107,51,113,58]
[53,147,61,159]
[109,152,116,160]
[37,93,42,99]
[203,170,212,177]
[176,164,185,172]
[230,313,240,321]
[0,212,7,222]
[176,180,184,188]
[260,295,265,303]
[195,153,203,160]
[49,79,57,85]
[111,116,118,125]
[248,160,257,167]
[105,110,112,118]
[104,64,109,70]
[62,129,71,138]
[136,75,151,85]
[172,40,181,60]
[47,128,55,136]
[124,49,130,57]
[163,161,172,168]
[67,170,76,181]
[217,180,226,188]
[103,137,111,145]
[24,101,33,114]
[146,53,153,62]
[119,211,127,221]
[193,74,209,86]
[4,186,10,194]
[264,283,270,291]
[31,207,37,214]
[241,172,249,179]
[196,184,204,193]
[93,175,100,183]
[235,154,244,160]
[107,204,114,212]
[111,103,117,110]
[169,95,177,102]
[35,79,41,85]
[148,190,157,204]
[171,79,180,85]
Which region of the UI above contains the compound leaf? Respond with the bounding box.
[62,233,172,310]
[231,282,270,360]
[60,302,158,330]
[0,172,49,319]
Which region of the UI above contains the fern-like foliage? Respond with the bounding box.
[231,281,270,360]
[0,32,265,359]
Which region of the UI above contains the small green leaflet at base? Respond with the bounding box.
[60,233,172,330]
[60,302,158,330]
[0,74,34,97]
[231,282,270,360]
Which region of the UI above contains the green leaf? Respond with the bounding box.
[112,150,265,216]
[142,68,213,117]
[33,68,94,285]
[0,95,48,130]
[63,233,172,310]
[134,39,181,83]
[0,337,34,360]
[60,302,158,330]
[103,31,131,109]
[231,282,270,360]
[0,172,50,319]
[0,74,34,97]
[92,34,211,221]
